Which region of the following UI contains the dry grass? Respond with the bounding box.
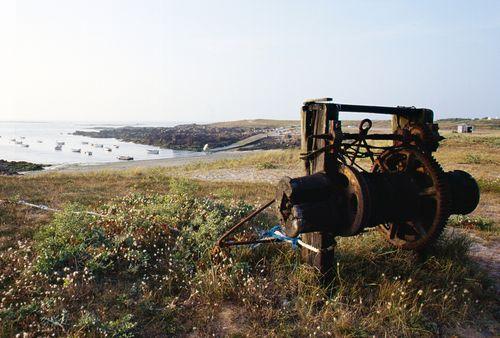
[180,149,301,171]
[0,130,499,336]
[0,185,497,336]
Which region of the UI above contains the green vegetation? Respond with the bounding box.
[465,154,485,164]
[0,177,498,336]
[1,181,259,336]
[442,133,500,148]
[448,215,496,233]
[437,118,500,131]
[182,149,301,171]
[257,161,279,170]
[0,160,45,175]
[0,128,499,336]
[477,178,500,194]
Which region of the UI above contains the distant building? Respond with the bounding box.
[457,124,474,133]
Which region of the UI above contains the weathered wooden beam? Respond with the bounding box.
[300,103,336,281]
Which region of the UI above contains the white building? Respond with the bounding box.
[457,124,474,133]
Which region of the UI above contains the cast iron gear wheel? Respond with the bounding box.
[372,147,450,250]
[395,123,440,153]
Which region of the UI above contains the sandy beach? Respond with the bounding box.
[29,150,253,174]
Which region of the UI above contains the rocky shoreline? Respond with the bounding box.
[0,160,46,175]
[74,123,300,151]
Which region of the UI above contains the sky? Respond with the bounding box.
[0,0,499,122]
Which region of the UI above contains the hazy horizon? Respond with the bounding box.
[1,1,499,122]
[0,114,497,125]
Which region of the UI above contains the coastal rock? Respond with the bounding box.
[74,124,300,151]
[0,160,45,175]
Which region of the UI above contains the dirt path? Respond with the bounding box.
[465,231,500,293]
[184,167,303,184]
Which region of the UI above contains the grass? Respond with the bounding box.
[0,181,497,336]
[463,154,486,164]
[477,178,500,194]
[0,129,499,336]
[181,149,301,171]
[0,174,498,336]
[448,215,497,233]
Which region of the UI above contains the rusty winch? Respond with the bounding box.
[216,98,479,275]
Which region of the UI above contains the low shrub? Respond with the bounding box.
[448,215,495,231]
[477,177,500,194]
[0,179,497,336]
[257,161,279,170]
[463,154,484,164]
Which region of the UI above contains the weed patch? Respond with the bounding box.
[1,190,497,336]
[448,215,496,232]
[257,161,279,170]
[477,178,500,194]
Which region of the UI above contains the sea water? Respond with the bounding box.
[0,121,198,165]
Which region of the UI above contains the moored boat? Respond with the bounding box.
[85,151,92,156]
[105,147,112,152]
[71,148,81,153]
[118,156,134,161]
[55,145,62,151]
[147,149,160,154]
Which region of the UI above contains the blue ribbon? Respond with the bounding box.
[258,225,301,249]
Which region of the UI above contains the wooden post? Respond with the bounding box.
[300,103,336,279]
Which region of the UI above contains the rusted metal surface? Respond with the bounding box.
[215,98,480,278]
[216,199,274,247]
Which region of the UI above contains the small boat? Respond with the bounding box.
[20,136,25,139]
[105,147,112,152]
[71,148,81,153]
[85,151,92,156]
[21,144,29,148]
[94,144,103,148]
[15,141,23,145]
[147,149,159,155]
[56,141,65,146]
[118,156,134,161]
[82,141,89,145]
[37,140,43,143]
[10,138,16,142]
[113,145,120,148]
[55,145,62,151]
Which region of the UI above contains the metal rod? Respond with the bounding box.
[342,133,403,141]
[217,199,275,246]
[223,238,279,247]
[327,103,425,116]
[303,97,333,104]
